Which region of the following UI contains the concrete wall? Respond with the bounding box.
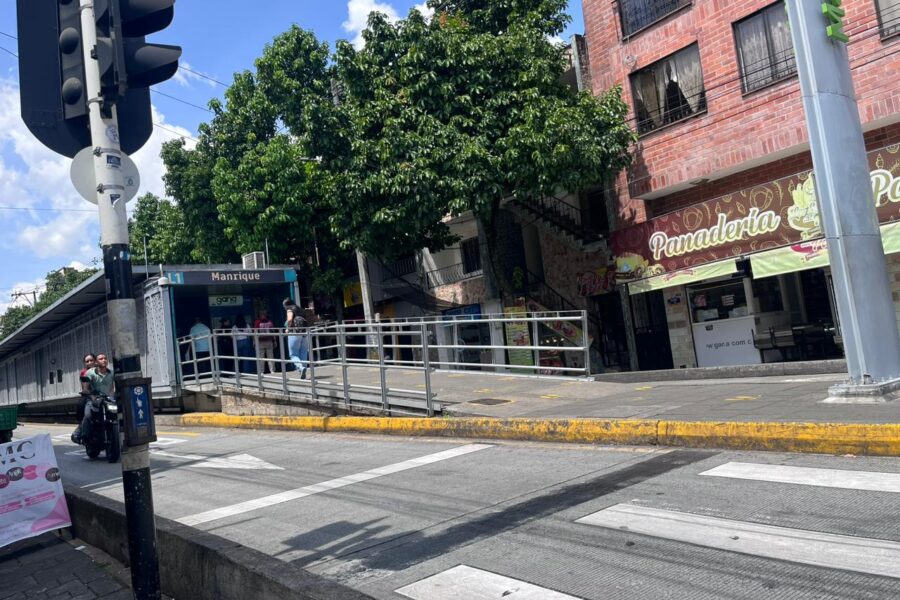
[431,276,486,307]
[65,487,373,600]
[662,286,697,369]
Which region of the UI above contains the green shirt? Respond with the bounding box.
[87,367,115,396]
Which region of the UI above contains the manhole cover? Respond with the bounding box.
[469,398,511,406]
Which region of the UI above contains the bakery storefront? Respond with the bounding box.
[612,144,900,370]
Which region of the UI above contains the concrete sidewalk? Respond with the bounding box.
[0,532,144,600]
[160,368,900,456]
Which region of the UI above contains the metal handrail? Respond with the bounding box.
[425,262,484,288]
[513,194,603,244]
[174,310,592,418]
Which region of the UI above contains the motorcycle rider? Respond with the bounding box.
[71,353,96,443]
[72,353,114,444]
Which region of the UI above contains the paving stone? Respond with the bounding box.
[85,579,120,597]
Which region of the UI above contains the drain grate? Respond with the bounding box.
[468,398,511,406]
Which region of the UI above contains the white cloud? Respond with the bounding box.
[415,2,435,21]
[171,61,219,89]
[344,0,401,49]
[0,76,195,269]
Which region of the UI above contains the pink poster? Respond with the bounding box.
[0,434,71,547]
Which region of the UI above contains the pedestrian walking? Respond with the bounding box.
[188,317,212,375]
[233,315,254,374]
[283,299,309,379]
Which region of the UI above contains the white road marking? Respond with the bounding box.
[577,504,900,579]
[81,476,123,489]
[701,462,900,493]
[150,450,283,470]
[177,443,492,527]
[395,565,581,600]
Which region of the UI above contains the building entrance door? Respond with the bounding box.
[631,290,673,371]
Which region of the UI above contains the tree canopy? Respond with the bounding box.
[0,267,98,340]
[157,0,635,296]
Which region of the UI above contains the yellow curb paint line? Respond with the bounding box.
[635,386,653,391]
[540,394,561,399]
[168,414,900,456]
[724,396,760,402]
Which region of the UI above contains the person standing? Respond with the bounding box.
[233,315,254,374]
[283,299,309,379]
[188,317,212,375]
[217,317,234,374]
[254,309,277,374]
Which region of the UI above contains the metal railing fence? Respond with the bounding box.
[176,310,591,417]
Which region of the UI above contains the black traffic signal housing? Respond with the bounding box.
[16,0,181,159]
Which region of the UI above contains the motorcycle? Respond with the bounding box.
[78,391,121,463]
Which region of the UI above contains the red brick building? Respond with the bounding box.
[582,0,900,370]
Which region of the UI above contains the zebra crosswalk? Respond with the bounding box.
[394,458,900,599]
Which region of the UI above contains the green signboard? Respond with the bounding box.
[822,0,849,43]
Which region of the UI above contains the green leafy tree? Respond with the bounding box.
[331,0,635,292]
[129,193,194,265]
[163,27,351,303]
[0,267,98,340]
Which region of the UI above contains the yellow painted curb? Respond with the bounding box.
[660,421,900,456]
[166,413,900,456]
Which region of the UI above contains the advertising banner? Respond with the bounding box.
[0,434,71,548]
[612,144,900,282]
[503,303,534,367]
[751,221,900,279]
[629,259,738,295]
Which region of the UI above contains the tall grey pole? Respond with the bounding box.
[79,1,161,597]
[356,250,378,358]
[786,1,900,391]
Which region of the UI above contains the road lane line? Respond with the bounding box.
[577,504,900,579]
[176,443,493,527]
[396,565,581,600]
[700,462,900,493]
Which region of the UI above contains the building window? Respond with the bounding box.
[877,0,900,38]
[630,44,707,136]
[461,237,482,275]
[734,3,796,94]
[618,0,692,38]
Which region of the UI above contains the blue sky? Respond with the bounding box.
[0,0,584,314]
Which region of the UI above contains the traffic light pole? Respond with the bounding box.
[79,1,161,598]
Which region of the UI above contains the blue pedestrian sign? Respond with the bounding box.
[121,377,156,447]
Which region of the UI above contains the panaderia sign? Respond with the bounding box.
[612,144,900,281]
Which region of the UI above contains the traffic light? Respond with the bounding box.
[16,0,182,158]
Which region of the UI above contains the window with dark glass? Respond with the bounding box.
[630,44,707,136]
[734,3,796,94]
[877,0,900,38]
[461,237,482,275]
[618,0,692,38]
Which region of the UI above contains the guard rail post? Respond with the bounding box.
[376,321,389,412]
[582,311,591,376]
[421,323,434,417]
[339,326,351,409]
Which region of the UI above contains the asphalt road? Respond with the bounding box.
[16,423,900,599]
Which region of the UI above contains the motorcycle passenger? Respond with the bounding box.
[71,353,96,443]
[73,353,114,444]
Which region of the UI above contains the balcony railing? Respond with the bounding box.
[513,194,604,245]
[425,263,483,289]
[619,0,692,38]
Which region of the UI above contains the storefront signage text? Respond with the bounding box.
[649,208,781,260]
[165,269,294,286]
[611,145,900,281]
[211,272,262,282]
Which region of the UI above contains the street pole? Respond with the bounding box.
[356,250,378,358]
[79,1,161,597]
[786,1,900,396]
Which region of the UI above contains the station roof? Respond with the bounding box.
[0,264,296,362]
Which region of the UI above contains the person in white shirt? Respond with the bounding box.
[188,317,212,375]
[232,315,253,373]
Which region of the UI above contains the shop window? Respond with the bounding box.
[751,277,784,313]
[618,0,692,38]
[630,44,707,136]
[734,2,796,94]
[461,237,482,275]
[688,280,747,322]
[876,0,900,38]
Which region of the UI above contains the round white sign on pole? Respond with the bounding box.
[70,147,141,205]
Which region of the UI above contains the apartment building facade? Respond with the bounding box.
[581,0,900,370]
